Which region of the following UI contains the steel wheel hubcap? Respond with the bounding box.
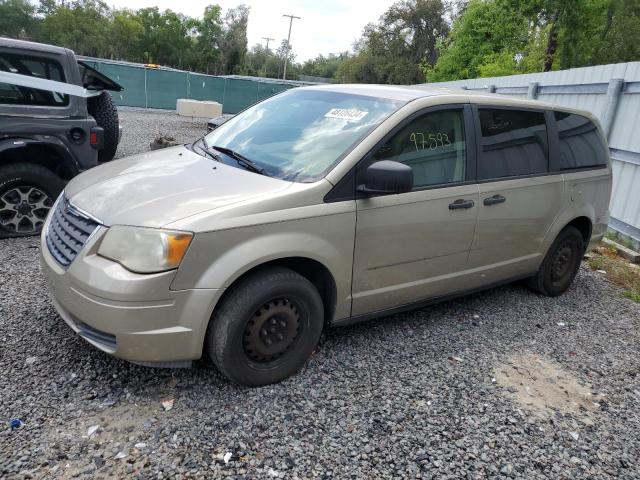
[0,186,53,234]
[551,242,574,281]
[243,298,301,363]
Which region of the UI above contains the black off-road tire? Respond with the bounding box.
[207,266,324,387]
[87,91,119,162]
[0,163,64,238]
[527,226,584,297]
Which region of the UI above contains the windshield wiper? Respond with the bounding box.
[210,145,265,175]
[194,137,220,161]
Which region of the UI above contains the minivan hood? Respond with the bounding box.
[65,145,293,228]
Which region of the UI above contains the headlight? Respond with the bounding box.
[97,226,193,273]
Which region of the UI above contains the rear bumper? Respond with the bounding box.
[40,225,222,363]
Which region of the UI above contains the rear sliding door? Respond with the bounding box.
[468,106,564,284]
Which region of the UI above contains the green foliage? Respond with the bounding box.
[428,0,640,82]
[338,0,450,84]
[301,53,347,80]
[0,0,252,75]
[1,0,638,83]
[426,0,530,81]
[623,290,640,303]
[0,0,37,39]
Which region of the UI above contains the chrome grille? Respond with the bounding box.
[45,196,98,267]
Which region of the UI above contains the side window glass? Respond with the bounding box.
[371,109,466,189]
[555,111,608,169]
[0,53,69,106]
[478,108,548,179]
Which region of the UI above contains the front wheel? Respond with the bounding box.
[527,225,584,296]
[206,266,324,387]
[0,163,64,238]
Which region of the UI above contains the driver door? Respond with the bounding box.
[351,105,479,316]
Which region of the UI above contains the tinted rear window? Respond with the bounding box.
[554,111,608,169]
[478,108,548,179]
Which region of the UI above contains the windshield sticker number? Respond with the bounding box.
[409,131,452,151]
[325,108,368,122]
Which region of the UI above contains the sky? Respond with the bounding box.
[105,0,396,62]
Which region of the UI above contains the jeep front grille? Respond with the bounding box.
[45,195,99,267]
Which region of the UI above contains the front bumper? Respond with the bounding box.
[40,225,221,364]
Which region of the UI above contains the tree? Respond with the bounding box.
[0,0,38,39]
[217,5,249,74]
[40,0,112,57]
[426,0,530,81]
[193,5,223,73]
[109,9,144,61]
[242,44,282,78]
[591,0,640,65]
[337,0,450,84]
[428,0,640,81]
[136,7,192,67]
[301,53,347,79]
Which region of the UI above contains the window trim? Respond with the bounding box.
[0,50,70,108]
[472,104,551,182]
[324,103,477,202]
[550,110,609,172]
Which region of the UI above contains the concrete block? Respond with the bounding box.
[603,237,640,263]
[176,99,222,118]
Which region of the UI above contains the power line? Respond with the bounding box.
[282,14,301,80]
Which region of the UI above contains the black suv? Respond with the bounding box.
[0,37,122,237]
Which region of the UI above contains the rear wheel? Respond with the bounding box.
[0,163,63,238]
[87,91,119,162]
[527,225,584,296]
[207,266,324,386]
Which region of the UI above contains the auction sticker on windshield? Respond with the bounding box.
[324,108,368,122]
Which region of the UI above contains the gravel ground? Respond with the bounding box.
[115,107,209,159]
[1,108,640,479]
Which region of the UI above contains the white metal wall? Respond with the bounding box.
[426,62,640,240]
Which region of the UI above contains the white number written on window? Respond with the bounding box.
[409,131,452,151]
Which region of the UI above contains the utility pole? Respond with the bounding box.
[261,37,274,52]
[282,14,300,80]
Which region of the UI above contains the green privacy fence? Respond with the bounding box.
[80,57,309,114]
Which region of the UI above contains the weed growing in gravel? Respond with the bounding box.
[605,230,638,250]
[586,245,640,303]
[623,290,640,303]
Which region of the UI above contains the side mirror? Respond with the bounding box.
[358,160,413,195]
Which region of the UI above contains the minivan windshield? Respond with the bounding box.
[202,88,404,182]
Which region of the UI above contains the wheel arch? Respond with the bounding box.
[566,216,592,247]
[210,256,338,326]
[544,210,594,258]
[0,137,80,180]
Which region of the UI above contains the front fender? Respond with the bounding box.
[0,135,81,177]
[171,212,356,321]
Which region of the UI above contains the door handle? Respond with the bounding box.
[483,194,506,206]
[448,198,475,210]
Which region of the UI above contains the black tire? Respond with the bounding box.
[0,163,64,238]
[527,226,584,296]
[87,91,119,162]
[207,266,324,387]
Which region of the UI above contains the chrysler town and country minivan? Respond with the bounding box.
[40,85,612,386]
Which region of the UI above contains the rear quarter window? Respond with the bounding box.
[0,52,69,107]
[554,111,608,170]
[477,108,548,179]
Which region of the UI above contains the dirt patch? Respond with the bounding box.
[495,354,601,423]
[45,403,161,479]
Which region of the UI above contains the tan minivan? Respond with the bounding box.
[40,85,612,386]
